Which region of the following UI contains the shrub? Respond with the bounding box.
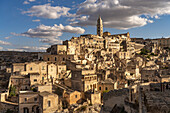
[9,85,16,97]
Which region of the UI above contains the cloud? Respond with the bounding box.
[71,0,170,29]
[22,4,71,19]
[12,24,85,44]
[0,40,11,45]
[4,36,11,39]
[7,48,25,51]
[23,1,29,4]
[23,0,35,4]
[29,0,35,2]
[0,47,3,50]
[7,45,49,52]
[32,19,40,22]
[19,46,47,52]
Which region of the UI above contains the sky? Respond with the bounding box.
[0,0,170,52]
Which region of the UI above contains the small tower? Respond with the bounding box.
[97,16,103,37]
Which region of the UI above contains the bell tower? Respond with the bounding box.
[97,16,103,37]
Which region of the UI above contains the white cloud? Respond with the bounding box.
[29,0,35,2]
[7,45,48,52]
[4,36,11,39]
[23,1,29,4]
[32,19,40,22]
[71,0,170,29]
[154,15,160,19]
[12,24,85,44]
[19,46,47,52]
[0,47,3,50]
[7,48,24,51]
[22,4,71,19]
[0,40,11,45]
[23,0,35,4]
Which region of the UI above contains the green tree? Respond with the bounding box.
[9,85,16,96]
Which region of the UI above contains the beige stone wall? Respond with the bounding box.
[6,68,12,73]
[13,63,25,72]
[48,64,57,79]
[19,92,39,113]
[43,54,74,63]
[97,83,114,93]
[56,45,67,55]
[0,92,8,102]
[64,91,81,105]
[38,84,52,93]
[41,94,59,113]
[158,38,170,48]
[82,70,95,75]
[39,62,48,76]
[11,77,30,93]
[0,102,18,113]
[26,62,39,73]
[30,74,41,85]
[91,93,101,104]
[118,51,131,59]
[84,75,98,92]
[57,65,66,74]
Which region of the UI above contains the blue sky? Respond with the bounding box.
[0,0,170,51]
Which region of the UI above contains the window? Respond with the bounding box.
[42,66,45,70]
[99,87,101,90]
[48,101,51,107]
[105,87,108,90]
[63,58,65,61]
[48,58,50,61]
[30,67,32,71]
[55,57,57,61]
[25,98,27,102]
[34,79,37,82]
[75,95,77,98]
[34,98,37,101]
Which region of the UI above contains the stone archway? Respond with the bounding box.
[32,105,40,113]
[161,105,169,113]
[23,107,29,113]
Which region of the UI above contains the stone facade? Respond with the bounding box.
[63,90,81,105]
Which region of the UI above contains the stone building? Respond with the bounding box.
[97,78,114,93]
[153,38,170,48]
[97,16,103,37]
[71,69,98,92]
[47,45,67,55]
[19,90,59,113]
[141,66,160,82]
[63,90,81,105]
[39,91,59,113]
[11,75,30,94]
[19,91,40,113]
[43,54,74,64]
[131,38,144,44]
